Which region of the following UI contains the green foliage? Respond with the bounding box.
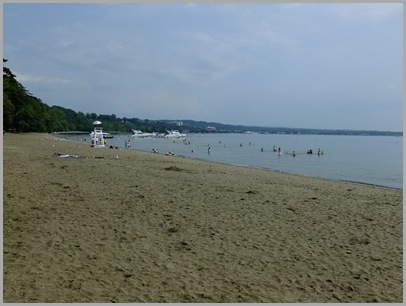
[3,94,15,129]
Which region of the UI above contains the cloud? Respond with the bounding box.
[185,3,197,9]
[256,23,303,53]
[179,33,241,82]
[387,84,399,90]
[215,3,254,19]
[330,3,402,21]
[134,92,203,120]
[3,3,402,131]
[137,30,250,86]
[57,38,74,49]
[15,72,72,85]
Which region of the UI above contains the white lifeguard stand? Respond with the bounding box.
[92,120,105,148]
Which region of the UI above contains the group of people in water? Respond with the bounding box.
[201,141,325,158]
[307,148,324,155]
[271,145,282,154]
[265,145,324,157]
[126,136,324,158]
[201,141,324,158]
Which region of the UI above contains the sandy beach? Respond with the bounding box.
[3,133,403,302]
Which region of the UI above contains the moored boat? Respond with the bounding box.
[164,130,186,138]
[131,130,158,138]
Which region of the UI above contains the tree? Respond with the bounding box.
[3,93,15,130]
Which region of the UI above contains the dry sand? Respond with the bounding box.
[3,133,403,302]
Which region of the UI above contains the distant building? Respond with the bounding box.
[206,126,217,132]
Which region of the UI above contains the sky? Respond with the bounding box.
[3,2,403,131]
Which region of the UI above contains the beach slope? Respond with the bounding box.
[3,133,402,302]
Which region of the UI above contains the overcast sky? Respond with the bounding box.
[3,3,403,131]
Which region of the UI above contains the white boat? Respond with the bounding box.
[131,130,157,138]
[164,130,187,138]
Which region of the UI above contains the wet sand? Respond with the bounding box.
[3,133,403,302]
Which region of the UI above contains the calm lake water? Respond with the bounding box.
[68,133,403,189]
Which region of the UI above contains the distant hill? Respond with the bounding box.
[160,119,402,136]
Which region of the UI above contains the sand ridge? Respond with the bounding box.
[3,133,403,302]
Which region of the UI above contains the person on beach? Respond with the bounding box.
[124,139,128,149]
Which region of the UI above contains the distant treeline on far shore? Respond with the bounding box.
[170,120,402,136]
[3,59,402,137]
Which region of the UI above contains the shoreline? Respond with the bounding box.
[59,132,402,190]
[67,140,403,191]
[178,154,403,191]
[3,133,403,302]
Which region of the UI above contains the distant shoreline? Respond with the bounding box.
[53,129,403,137]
